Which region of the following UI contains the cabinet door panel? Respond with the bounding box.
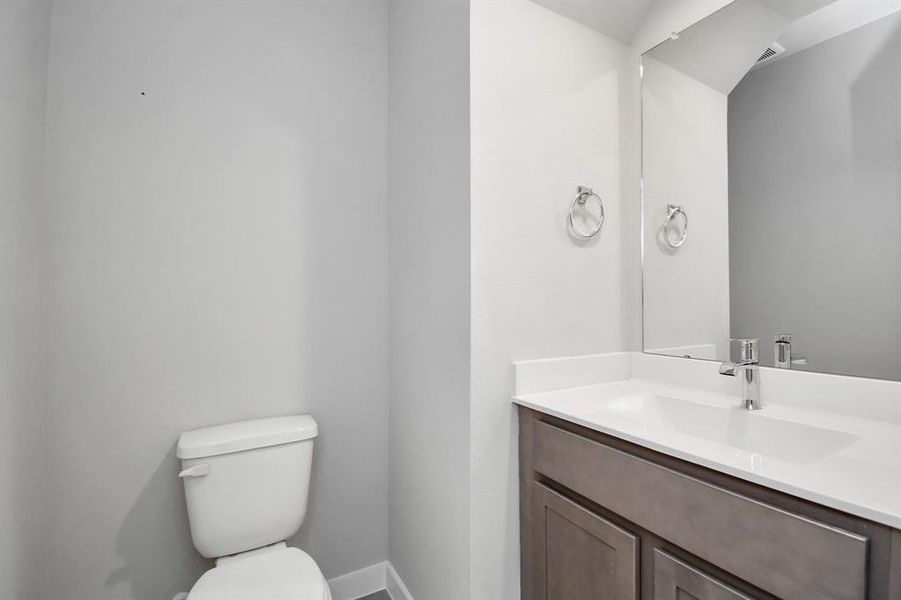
[654,549,751,600]
[531,483,638,599]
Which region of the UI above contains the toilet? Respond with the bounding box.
[176,415,331,600]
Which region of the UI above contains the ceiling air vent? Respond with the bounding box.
[755,42,785,64]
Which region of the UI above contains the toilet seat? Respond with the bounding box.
[188,546,330,600]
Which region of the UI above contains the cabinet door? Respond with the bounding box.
[654,549,752,600]
[531,483,638,599]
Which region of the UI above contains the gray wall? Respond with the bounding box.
[387,2,472,599]
[44,2,389,598]
[729,12,901,380]
[0,2,51,599]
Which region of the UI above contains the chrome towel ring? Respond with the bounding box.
[568,186,604,241]
[663,204,687,249]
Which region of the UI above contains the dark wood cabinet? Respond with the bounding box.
[653,550,751,600]
[532,483,638,600]
[518,406,901,600]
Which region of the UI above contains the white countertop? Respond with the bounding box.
[513,352,901,529]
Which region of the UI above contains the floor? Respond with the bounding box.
[355,591,390,600]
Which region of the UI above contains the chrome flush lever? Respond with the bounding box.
[178,463,210,478]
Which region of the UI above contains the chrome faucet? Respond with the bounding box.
[774,334,792,369]
[719,338,761,410]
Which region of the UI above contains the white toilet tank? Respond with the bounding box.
[177,415,318,559]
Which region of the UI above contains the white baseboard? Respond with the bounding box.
[327,562,386,600]
[385,562,414,600]
[327,561,413,600]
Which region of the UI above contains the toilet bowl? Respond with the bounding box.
[187,544,331,600]
[177,415,330,600]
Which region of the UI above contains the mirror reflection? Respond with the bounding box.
[641,0,901,381]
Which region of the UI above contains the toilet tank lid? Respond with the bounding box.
[177,415,318,460]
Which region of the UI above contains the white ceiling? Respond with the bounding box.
[767,0,901,66]
[646,0,796,94]
[761,0,834,21]
[643,0,901,92]
[531,0,901,55]
[531,0,653,43]
[531,0,901,84]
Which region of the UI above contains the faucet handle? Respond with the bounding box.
[729,337,759,362]
[774,333,793,368]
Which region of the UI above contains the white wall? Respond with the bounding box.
[620,1,732,354]
[470,2,627,596]
[43,2,389,599]
[641,55,730,359]
[387,2,471,599]
[0,2,51,599]
[465,2,732,597]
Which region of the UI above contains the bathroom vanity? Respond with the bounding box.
[514,353,901,600]
[519,1,901,596]
[518,408,900,599]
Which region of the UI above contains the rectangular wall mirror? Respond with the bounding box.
[641,0,901,381]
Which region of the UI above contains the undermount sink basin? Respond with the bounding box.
[596,393,858,464]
